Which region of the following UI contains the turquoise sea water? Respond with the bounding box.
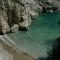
[8,12,60,58]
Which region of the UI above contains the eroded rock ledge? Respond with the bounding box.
[0,0,59,34]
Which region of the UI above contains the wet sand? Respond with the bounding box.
[0,40,35,60]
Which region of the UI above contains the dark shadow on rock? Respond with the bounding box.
[42,7,46,13]
[0,31,4,35]
[19,26,28,31]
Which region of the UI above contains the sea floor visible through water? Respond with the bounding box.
[7,12,60,59]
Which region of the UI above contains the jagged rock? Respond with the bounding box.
[0,8,10,34]
[19,16,29,31]
[49,10,53,12]
[11,24,19,33]
[0,0,59,34]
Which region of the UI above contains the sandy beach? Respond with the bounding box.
[0,37,35,60]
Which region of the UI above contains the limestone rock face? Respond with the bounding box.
[0,0,59,34]
[11,24,19,32]
[0,0,43,33]
[0,8,10,34]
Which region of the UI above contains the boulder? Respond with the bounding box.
[19,16,29,31]
[11,24,19,32]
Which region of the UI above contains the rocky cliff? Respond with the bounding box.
[0,0,59,34]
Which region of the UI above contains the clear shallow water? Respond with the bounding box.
[8,13,60,58]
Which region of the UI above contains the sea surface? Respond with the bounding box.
[7,12,60,58]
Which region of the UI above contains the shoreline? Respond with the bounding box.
[0,35,35,60]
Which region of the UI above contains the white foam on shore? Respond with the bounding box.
[0,34,37,58]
